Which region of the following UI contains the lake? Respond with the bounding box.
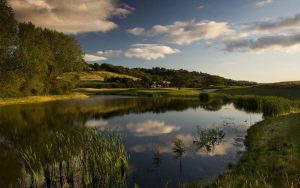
[0,96,262,187]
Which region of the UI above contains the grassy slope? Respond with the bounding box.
[217,86,300,100]
[57,71,139,82]
[0,93,88,106]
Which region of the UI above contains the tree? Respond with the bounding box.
[170,75,189,89]
[0,4,86,97]
[0,0,17,63]
[203,76,224,87]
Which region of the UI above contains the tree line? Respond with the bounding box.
[89,63,257,88]
[0,0,86,98]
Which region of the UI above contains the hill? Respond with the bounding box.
[86,63,257,89]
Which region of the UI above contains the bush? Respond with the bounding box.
[199,93,210,102]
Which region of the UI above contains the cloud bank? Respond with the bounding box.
[9,0,133,34]
[256,0,272,7]
[97,50,123,57]
[125,44,180,60]
[128,21,232,45]
[225,12,300,52]
[225,33,300,52]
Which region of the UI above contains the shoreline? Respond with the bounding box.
[0,93,89,106]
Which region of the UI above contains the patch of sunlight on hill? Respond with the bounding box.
[57,71,139,81]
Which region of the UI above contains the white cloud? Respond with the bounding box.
[256,0,272,7]
[9,0,133,34]
[97,50,123,57]
[125,44,180,60]
[126,120,180,136]
[127,21,232,45]
[84,54,107,62]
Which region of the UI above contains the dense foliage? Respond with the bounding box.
[90,63,257,88]
[0,0,85,98]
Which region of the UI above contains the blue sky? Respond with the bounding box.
[9,0,300,82]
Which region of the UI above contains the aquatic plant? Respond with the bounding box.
[172,138,185,159]
[152,144,162,167]
[193,126,225,152]
[19,146,42,187]
[79,129,128,188]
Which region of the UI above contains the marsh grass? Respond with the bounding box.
[200,93,300,117]
[18,129,128,188]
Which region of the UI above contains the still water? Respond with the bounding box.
[0,96,262,187]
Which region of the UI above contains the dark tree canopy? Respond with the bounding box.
[0,0,17,63]
[0,0,86,97]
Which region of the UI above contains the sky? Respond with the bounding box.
[8,0,300,83]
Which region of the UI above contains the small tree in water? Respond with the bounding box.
[193,125,225,153]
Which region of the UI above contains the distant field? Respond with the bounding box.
[57,71,139,82]
[90,88,200,97]
[217,86,300,100]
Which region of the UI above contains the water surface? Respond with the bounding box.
[0,96,262,187]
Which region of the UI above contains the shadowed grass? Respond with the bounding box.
[217,86,300,100]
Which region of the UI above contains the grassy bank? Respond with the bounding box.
[81,88,201,97]
[217,86,300,100]
[0,93,89,106]
[203,113,300,188]
[199,93,300,117]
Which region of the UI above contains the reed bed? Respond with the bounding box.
[18,129,128,188]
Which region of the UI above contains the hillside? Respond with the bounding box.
[86,63,257,89]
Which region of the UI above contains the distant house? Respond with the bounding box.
[151,83,162,88]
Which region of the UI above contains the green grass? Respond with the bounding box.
[0,93,89,106]
[95,88,200,97]
[217,86,300,100]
